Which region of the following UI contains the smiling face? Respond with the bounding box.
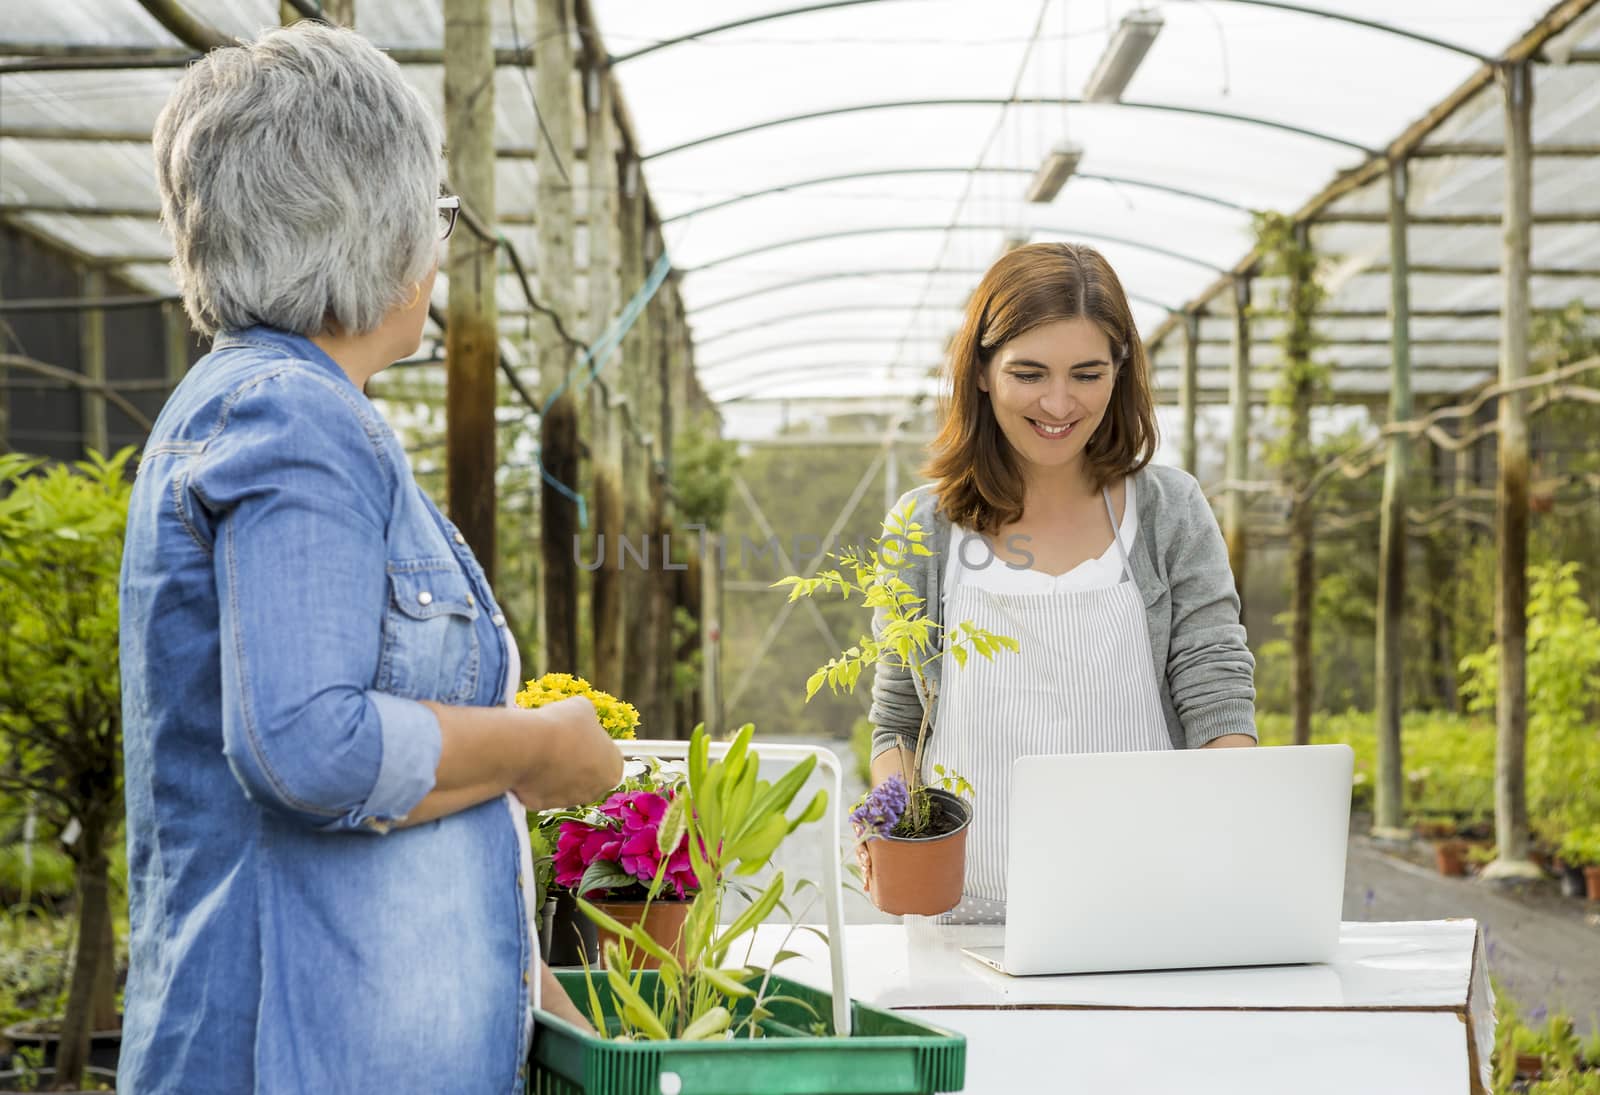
[978,317,1118,481]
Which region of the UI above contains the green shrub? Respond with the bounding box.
[1257,708,1498,826]
[1557,824,1600,869]
[0,911,72,1028]
[1460,561,1600,838]
[0,842,76,905]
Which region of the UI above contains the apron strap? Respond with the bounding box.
[1103,486,1132,583]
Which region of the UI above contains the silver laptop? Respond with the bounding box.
[963,744,1353,976]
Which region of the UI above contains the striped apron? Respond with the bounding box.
[922,487,1171,924]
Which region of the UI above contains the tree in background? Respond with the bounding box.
[0,449,132,1088]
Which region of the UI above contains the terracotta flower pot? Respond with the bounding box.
[863,788,972,917]
[1515,1052,1545,1080]
[1434,840,1469,877]
[1585,865,1600,902]
[592,898,691,970]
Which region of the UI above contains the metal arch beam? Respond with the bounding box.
[1175,1,1495,64]
[700,336,949,372]
[662,167,1254,223]
[711,364,943,403]
[608,0,906,65]
[136,0,233,51]
[697,303,968,346]
[611,0,1495,67]
[680,223,1230,276]
[693,267,1182,316]
[645,98,1379,160]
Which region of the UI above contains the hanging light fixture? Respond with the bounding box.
[1024,142,1083,204]
[1083,7,1164,103]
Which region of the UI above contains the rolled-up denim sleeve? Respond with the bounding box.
[193,368,442,832]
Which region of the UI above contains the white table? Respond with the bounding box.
[745,919,1493,1095]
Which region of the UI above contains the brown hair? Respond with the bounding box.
[923,242,1158,533]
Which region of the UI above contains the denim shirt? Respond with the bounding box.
[118,327,531,1094]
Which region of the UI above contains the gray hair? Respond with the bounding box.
[153,23,442,338]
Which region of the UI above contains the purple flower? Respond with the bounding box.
[851,775,909,840]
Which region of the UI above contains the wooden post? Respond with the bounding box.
[650,278,676,736]
[162,301,189,388]
[617,160,648,700]
[1286,226,1314,750]
[630,230,664,728]
[535,0,580,674]
[1373,158,1413,839]
[1179,310,1199,477]
[443,0,498,581]
[585,58,626,695]
[80,268,107,457]
[1427,426,1457,713]
[1485,60,1540,880]
[701,530,723,738]
[1225,276,1251,617]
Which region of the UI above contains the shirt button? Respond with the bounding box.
[466,593,475,608]
[523,970,530,985]
[492,613,507,627]
[453,531,466,545]
[417,590,433,606]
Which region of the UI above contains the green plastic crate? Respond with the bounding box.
[529,970,966,1095]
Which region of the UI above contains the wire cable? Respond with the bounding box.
[507,0,572,185]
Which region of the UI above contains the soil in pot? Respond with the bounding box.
[543,891,600,967]
[0,1065,117,1093]
[592,899,690,971]
[1433,840,1469,878]
[863,788,972,917]
[0,1021,121,1073]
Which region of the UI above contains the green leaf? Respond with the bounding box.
[788,789,828,832]
[700,966,755,998]
[609,980,669,1040]
[656,793,689,857]
[714,873,786,959]
[951,645,968,669]
[576,858,636,898]
[575,897,634,939]
[728,813,788,875]
[681,1005,732,1041]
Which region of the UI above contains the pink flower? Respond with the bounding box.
[553,820,623,891]
[551,789,701,899]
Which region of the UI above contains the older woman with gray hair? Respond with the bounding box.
[118,22,617,1093]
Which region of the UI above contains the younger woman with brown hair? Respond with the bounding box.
[867,242,1256,923]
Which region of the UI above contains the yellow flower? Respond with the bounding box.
[514,672,639,740]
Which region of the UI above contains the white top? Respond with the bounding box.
[942,476,1138,608]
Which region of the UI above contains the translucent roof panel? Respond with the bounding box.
[3,0,1596,442]
[586,0,1575,432]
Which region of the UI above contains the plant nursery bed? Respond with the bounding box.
[530,970,966,1095]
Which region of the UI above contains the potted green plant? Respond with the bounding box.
[549,770,700,971]
[0,452,133,1091]
[1556,825,1600,901]
[774,500,1017,916]
[529,723,967,1094]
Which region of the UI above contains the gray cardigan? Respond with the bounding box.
[868,462,1256,759]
